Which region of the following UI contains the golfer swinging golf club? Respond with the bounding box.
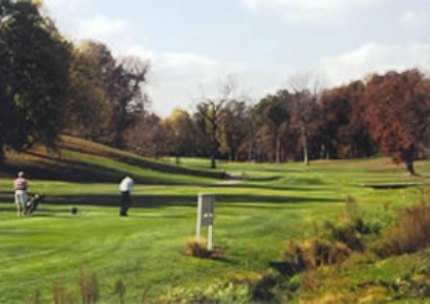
[119,176,134,216]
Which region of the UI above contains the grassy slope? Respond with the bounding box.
[0,139,429,302]
[0,136,223,184]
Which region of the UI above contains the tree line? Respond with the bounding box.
[150,70,430,174]
[1,1,429,174]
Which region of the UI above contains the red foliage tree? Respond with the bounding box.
[320,80,375,159]
[364,69,430,174]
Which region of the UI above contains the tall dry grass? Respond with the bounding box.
[79,268,99,304]
[282,239,350,275]
[374,189,430,257]
[52,281,74,304]
[184,237,212,258]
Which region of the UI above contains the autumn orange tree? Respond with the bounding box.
[339,81,376,158]
[162,109,194,165]
[320,80,375,159]
[320,85,351,159]
[364,69,430,175]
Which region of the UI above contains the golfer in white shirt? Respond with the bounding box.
[119,176,134,216]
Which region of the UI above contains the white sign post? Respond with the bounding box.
[196,193,215,251]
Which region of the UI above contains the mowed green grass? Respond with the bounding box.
[0,151,429,302]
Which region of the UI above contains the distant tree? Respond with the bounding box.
[364,69,430,175]
[162,109,194,165]
[107,56,150,148]
[253,90,292,163]
[218,100,250,161]
[0,0,71,161]
[191,110,212,157]
[320,81,375,159]
[65,42,150,147]
[319,86,350,159]
[290,90,321,165]
[338,81,376,158]
[289,73,324,165]
[244,107,257,161]
[123,113,166,157]
[195,78,237,169]
[196,102,223,169]
[65,41,113,141]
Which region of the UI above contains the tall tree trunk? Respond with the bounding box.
[0,147,4,165]
[275,134,281,164]
[0,137,4,164]
[248,139,254,161]
[303,126,309,165]
[402,144,416,175]
[210,120,218,169]
[113,102,127,148]
[211,155,216,169]
[320,144,326,160]
[175,152,181,166]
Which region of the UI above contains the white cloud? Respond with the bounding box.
[42,1,246,117]
[73,15,246,115]
[240,0,386,21]
[321,42,430,86]
[75,14,154,59]
[42,0,83,34]
[44,1,137,55]
[401,10,430,29]
[44,0,82,12]
[150,52,247,115]
[77,15,129,40]
[157,53,243,81]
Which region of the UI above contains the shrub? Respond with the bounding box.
[393,266,430,299]
[344,195,359,222]
[140,286,151,304]
[160,282,252,303]
[301,239,350,268]
[184,237,212,258]
[184,237,226,259]
[25,291,42,304]
[374,200,430,257]
[52,281,74,304]
[325,220,365,251]
[113,279,126,304]
[79,268,99,304]
[281,239,350,275]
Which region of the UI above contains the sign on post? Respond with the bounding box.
[196,193,215,250]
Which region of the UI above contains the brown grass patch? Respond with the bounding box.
[184,238,212,258]
[374,193,430,257]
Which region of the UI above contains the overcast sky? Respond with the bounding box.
[43,0,430,117]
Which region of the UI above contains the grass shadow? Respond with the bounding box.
[207,183,325,192]
[2,151,220,185]
[0,194,343,211]
[61,143,225,180]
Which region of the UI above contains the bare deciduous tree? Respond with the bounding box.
[109,56,151,148]
[288,72,325,165]
[195,76,238,169]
